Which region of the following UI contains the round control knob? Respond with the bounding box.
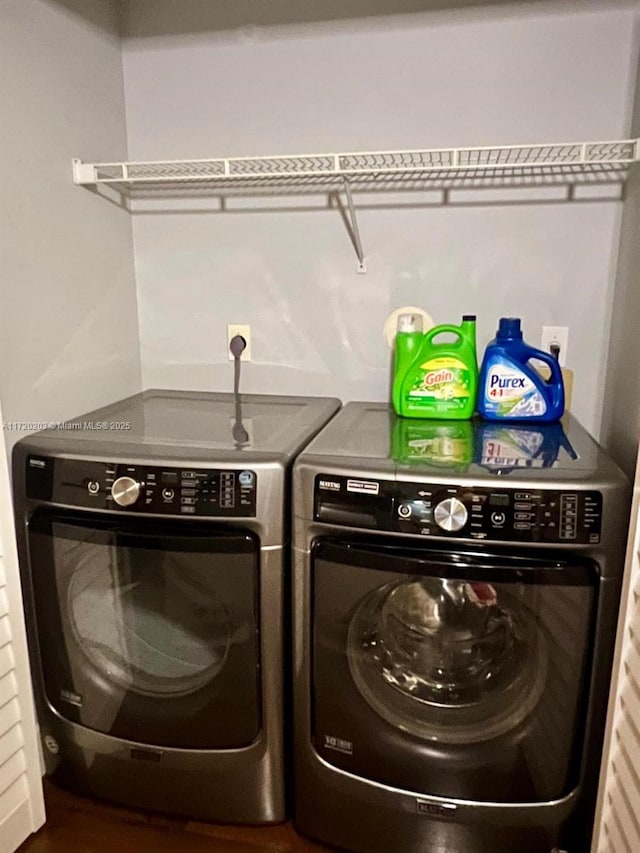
[433,497,468,532]
[111,476,141,507]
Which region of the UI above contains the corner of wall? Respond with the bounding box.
[599,18,640,479]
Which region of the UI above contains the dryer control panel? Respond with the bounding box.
[26,455,257,517]
[314,474,602,544]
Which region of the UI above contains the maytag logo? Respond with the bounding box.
[319,479,341,491]
[417,800,457,819]
[29,458,46,469]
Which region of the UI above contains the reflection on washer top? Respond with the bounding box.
[26,389,340,458]
[394,418,578,472]
[300,402,621,481]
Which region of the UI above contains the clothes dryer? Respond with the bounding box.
[13,389,339,823]
[292,404,629,852]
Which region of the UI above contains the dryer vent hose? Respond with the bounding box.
[229,335,249,446]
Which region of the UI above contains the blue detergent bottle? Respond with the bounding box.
[478,318,565,422]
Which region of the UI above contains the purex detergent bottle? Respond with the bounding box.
[392,314,478,419]
[478,317,564,422]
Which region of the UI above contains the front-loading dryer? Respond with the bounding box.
[12,389,339,823]
[292,403,629,853]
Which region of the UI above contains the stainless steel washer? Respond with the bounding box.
[13,389,339,823]
[292,404,629,852]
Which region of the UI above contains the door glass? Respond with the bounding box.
[67,542,231,698]
[29,514,260,750]
[347,577,545,744]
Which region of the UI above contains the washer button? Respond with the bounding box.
[491,511,506,526]
[87,480,100,495]
[398,502,413,519]
[162,488,175,501]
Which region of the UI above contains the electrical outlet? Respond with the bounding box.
[227,324,251,361]
[540,326,569,366]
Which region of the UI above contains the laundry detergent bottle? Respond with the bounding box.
[392,314,478,419]
[392,312,425,414]
[478,317,565,422]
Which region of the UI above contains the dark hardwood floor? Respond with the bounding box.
[19,781,332,852]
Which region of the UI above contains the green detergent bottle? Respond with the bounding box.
[392,314,478,419]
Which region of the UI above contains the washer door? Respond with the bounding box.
[28,511,261,749]
[312,539,597,803]
[347,576,545,745]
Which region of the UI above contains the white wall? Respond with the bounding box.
[0,0,140,450]
[600,47,640,479]
[122,1,639,436]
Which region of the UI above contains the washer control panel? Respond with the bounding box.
[314,474,602,544]
[26,455,257,517]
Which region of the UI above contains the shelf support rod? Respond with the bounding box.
[340,179,367,273]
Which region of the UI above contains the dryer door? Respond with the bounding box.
[312,538,597,804]
[28,511,260,749]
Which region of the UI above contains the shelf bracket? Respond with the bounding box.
[72,158,96,185]
[336,179,367,274]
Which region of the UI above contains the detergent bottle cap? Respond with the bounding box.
[397,313,423,334]
[497,317,523,340]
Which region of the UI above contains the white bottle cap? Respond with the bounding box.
[397,313,423,334]
[383,306,434,348]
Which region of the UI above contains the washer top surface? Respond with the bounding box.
[297,401,625,486]
[19,390,341,463]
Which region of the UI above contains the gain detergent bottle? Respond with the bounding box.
[392,314,478,419]
[477,317,564,422]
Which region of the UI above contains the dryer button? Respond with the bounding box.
[111,476,141,507]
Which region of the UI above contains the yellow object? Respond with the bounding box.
[537,365,574,411]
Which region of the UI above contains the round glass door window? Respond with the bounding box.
[347,577,546,744]
[68,550,231,698]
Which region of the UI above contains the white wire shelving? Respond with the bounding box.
[73,139,640,273]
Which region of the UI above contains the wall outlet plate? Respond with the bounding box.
[227,324,251,361]
[540,325,569,366]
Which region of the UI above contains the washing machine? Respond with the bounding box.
[12,389,339,823]
[292,404,629,852]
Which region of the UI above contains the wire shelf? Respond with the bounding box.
[72,139,639,273]
[74,139,639,196]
